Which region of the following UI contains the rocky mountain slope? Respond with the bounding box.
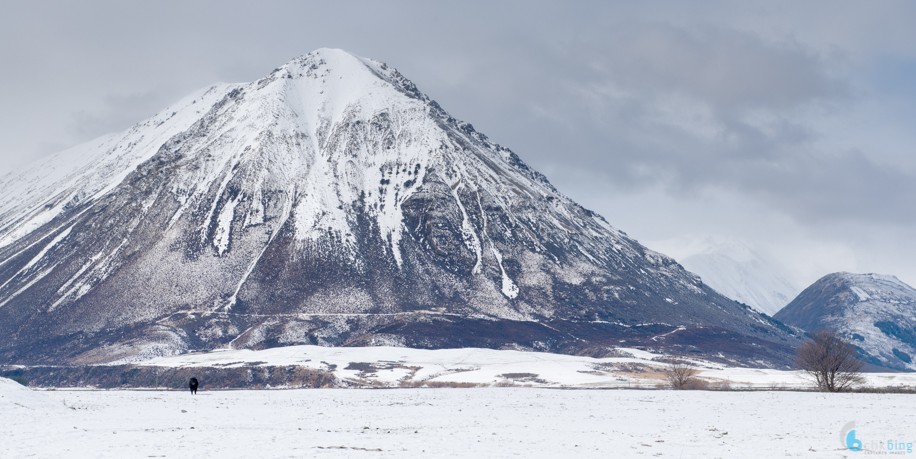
[775,272,916,371]
[0,49,797,366]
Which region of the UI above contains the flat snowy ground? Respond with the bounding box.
[3,378,914,458]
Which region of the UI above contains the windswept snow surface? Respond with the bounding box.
[0,376,66,414]
[2,378,914,458]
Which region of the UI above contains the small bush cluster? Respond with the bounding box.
[664,360,701,390]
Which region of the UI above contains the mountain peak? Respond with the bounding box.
[248,49,402,120]
[281,48,376,77]
[649,235,799,314]
[0,51,798,366]
[305,46,357,58]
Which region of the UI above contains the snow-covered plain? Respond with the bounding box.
[3,376,915,458]
[132,345,916,390]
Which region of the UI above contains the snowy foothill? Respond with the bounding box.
[776,272,916,372]
[3,376,915,458]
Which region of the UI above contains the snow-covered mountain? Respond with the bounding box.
[775,272,916,371]
[650,237,800,315]
[0,49,797,366]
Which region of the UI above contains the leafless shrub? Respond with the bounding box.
[664,359,699,390]
[796,329,865,392]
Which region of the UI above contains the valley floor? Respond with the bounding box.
[4,384,914,458]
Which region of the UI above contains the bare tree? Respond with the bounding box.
[664,359,699,390]
[796,330,865,392]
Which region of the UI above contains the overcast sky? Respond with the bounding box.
[2,1,915,289]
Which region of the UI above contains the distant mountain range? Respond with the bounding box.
[650,237,800,315]
[776,272,916,371]
[0,49,798,366]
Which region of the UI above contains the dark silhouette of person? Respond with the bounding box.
[189,377,199,395]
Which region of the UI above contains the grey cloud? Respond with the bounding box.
[740,149,916,224]
[462,21,913,229]
[2,1,915,283]
[587,24,848,113]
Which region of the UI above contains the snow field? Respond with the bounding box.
[3,381,914,458]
